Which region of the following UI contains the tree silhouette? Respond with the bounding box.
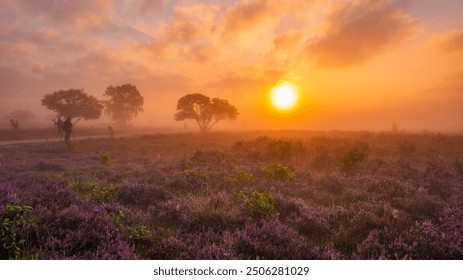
[5,110,35,130]
[41,89,103,125]
[103,84,144,127]
[175,93,238,133]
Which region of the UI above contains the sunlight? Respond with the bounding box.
[269,81,299,111]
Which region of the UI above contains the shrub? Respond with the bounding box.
[185,168,209,181]
[90,184,116,203]
[266,139,305,159]
[70,181,115,203]
[100,152,115,165]
[127,224,150,241]
[262,163,295,181]
[339,148,367,173]
[237,191,276,219]
[111,210,150,245]
[1,205,34,259]
[227,170,255,184]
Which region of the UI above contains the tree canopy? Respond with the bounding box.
[103,84,144,126]
[175,93,238,132]
[41,89,103,124]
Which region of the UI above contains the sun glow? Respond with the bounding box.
[269,81,299,111]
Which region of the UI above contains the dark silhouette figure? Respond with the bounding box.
[53,117,64,141]
[108,126,114,139]
[62,117,73,144]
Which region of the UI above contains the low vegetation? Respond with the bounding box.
[1,131,462,259]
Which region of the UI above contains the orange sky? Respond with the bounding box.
[1,0,463,131]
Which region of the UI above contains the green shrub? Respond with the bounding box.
[339,148,366,173]
[100,152,115,165]
[91,184,116,203]
[70,181,115,203]
[237,191,277,219]
[262,163,295,180]
[1,205,34,260]
[227,170,255,184]
[186,168,209,180]
[111,211,150,242]
[127,225,150,241]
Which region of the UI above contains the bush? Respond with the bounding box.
[100,152,115,165]
[266,139,305,159]
[237,191,276,219]
[70,181,115,203]
[127,224,150,241]
[185,168,209,181]
[0,205,34,259]
[339,148,367,173]
[227,170,255,184]
[262,163,295,181]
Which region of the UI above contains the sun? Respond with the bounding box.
[269,81,299,111]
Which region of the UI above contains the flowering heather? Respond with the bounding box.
[1,131,463,259]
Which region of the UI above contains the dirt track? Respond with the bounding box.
[0,133,140,146]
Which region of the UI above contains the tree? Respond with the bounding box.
[41,89,103,124]
[175,93,238,133]
[5,110,35,130]
[103,84,144,126]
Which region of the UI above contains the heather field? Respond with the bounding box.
[1,131,462,260]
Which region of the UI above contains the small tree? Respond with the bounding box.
[41,89,103,125]
[103,84,144,127]
[175,93,238,133]
[5,110,35,130]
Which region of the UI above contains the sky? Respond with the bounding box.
[1,0,462,131]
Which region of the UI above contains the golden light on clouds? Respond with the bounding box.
[0,0,462,131]
[269,81,299,112]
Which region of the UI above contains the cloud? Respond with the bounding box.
[165,4,219,43]
[16,0,115,30]
[435,29,463,53]
[31,27,87,53]
[139,0,166,14]
[308,0,415,68]
[220,0,275,40]
[219,0,312,41]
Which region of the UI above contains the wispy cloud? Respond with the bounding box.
[307,0,416,68]
[434,29,463,53]
[15,0,115,30]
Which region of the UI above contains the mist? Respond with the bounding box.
[1,0,463,132]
